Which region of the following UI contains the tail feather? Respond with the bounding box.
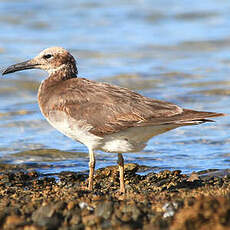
[174,109,226,125]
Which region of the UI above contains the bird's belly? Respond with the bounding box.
[100,124,178,153]
[43,110,178,153]
[45,110,102,150]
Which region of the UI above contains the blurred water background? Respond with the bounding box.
[0,0,229,175]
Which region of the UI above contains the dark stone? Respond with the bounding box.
[95,201,113,219]
[32,204,63,229]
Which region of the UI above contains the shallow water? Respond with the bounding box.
[0,0,229,175]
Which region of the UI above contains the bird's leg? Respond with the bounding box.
[88,149,95,191]
[117,153,125,193]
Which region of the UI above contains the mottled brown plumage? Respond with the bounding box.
[2,47,225,193]
[38,76,223,137]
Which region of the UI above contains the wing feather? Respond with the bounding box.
[42,78,223,136]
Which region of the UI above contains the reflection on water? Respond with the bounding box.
[0,0,229,174]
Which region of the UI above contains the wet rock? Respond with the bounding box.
[67,201,76,210]
[114,202,143,227]
[82,214,101,227]
[95,201,113,219]
[171,196,230,230]
[32,203,63,229]
[162,202,182,218]
[0,164,229,229]
[124,163,139,173]
[23,226,43,230]
[187,172,200,182]
[3,215,26,229]
[59,171,87,183]
[79,202,93,211]
[69,214,81,226]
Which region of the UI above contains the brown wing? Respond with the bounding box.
[44,78,224,136]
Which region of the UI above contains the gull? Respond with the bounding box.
[2,47,225,193]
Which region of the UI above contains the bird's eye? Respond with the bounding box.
[43,54,52,59]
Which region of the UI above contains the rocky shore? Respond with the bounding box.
[0,163,229,230]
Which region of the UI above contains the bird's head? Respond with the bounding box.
[2,47,78,77]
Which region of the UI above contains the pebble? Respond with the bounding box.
[32,204,62,229]
[95,201,113,219]
[0,164,229,230]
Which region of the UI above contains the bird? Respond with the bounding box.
[2,47,225,193]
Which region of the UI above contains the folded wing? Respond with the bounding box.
[49,78,225,136]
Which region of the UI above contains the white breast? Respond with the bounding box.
[46,110,102,150]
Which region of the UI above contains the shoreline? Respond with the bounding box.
[0,163,229,230]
